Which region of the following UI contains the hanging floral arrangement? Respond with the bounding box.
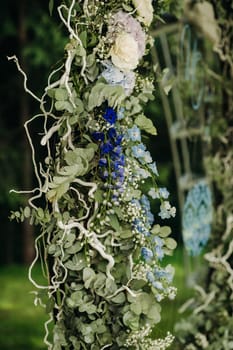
[10,0,177,349]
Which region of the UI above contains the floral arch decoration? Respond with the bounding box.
[10,1,178,349]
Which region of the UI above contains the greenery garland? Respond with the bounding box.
[10,1,177,349]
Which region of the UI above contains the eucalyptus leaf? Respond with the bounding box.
[83,267,96,289]
[65,242,82,255]
[110,292,126,304]
[165,237,177,250]
[159,226,172,237]
[135,114,157,136]
[108,214,121,232]
[123,311,139,330]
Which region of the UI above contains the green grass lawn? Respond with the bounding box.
[0,264,48,350]
[0,248,196,349]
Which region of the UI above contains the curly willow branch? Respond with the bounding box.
[7,55,42,102]
[57,0,88,84]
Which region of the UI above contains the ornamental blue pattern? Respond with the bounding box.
[182,181,213,256]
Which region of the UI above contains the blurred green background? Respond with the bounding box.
[0,1,195,349]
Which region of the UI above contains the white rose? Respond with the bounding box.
[110,33,139,71]
[132,0,154,26]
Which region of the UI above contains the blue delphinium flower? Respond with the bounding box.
[112,145,122,156]
[127,125,141,142]
[103,107,117,124]
[107,127,117,139]
[115,134,124,145]
[101,141,114,154]
[92,131,105,141]
[99,158,108,166]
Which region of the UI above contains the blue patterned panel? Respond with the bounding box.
[182,181,213,256]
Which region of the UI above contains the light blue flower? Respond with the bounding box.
[138,167,150,179]
[153,236,164,247]
[141,195,151,210]
[141,151,152,164]
[159,201,176,219]
[148,188,159,199]
[141,247,153,262]
[131,143,146,158]
[146,271,154,283]
[101,61,135,96]
[127,125,141,142]
[159,188,170,199]
[152,281,164,291]
[155,246,164,260]
[117,107,125,120]
[141,195,154,226]
[148,162,159,176]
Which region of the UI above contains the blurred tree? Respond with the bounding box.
[0,0,66,264]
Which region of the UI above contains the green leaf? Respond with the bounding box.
[23,206,31,218]
[46,297,55,314]
[37,208,44,219]
[122,3,133,11]
[55,100,74,113]
[147,304,161,323]
[105,278,117,294]
[135,114,157,135]
[80,31,87,48]
[64,233,76,248]
[108,214,121,232]
[120,228,133,239]
[88,82,125,110]
[54,88,68,101]
[151,224,161,234]
[111,292,126,304]
[94,273,106,296]
[130,301,142,315]
[159,226,172,237]
[123,311,139,330]
[94,189,104,202]
[64,253,87,271]
[83,267,96,289]
[65,241,82,254]
[165,237,177,250]
[49,0,54,15]
[79,302,96,314]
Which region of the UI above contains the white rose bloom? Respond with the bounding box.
[132,0,154,26]
[110,33,139,71]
